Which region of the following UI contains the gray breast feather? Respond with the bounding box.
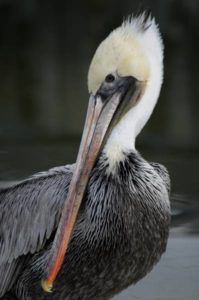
[149,162,171,194]
[0,165,74,266]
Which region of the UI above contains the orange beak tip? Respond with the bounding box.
[41,279,53,293]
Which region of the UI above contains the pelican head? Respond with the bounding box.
[42,13,164,292]
[88,13,163,160]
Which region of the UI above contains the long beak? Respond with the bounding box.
[41,77,143,292]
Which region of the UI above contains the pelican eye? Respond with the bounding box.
[105,74,115,83]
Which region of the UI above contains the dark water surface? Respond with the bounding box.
[0,139,198,300]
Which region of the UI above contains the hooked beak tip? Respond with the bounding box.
[41,279,53,293]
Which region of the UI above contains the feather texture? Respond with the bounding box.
[0,165,74,295]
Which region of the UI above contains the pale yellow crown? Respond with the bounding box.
[88,14,163,94]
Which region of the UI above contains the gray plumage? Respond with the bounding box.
[0,151,170,300]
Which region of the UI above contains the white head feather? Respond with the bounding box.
[88,14,164,165]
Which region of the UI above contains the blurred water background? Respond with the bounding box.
[0,0,199,299]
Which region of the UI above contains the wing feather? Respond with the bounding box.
[0,164,74,265]
[0,258,25,297]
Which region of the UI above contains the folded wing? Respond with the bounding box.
[0,164,74,296]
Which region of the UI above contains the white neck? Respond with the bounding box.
[103,46,163,166]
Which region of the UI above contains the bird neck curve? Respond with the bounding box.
[103,54,163,169]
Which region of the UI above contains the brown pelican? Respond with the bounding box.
[0,13,170,300]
